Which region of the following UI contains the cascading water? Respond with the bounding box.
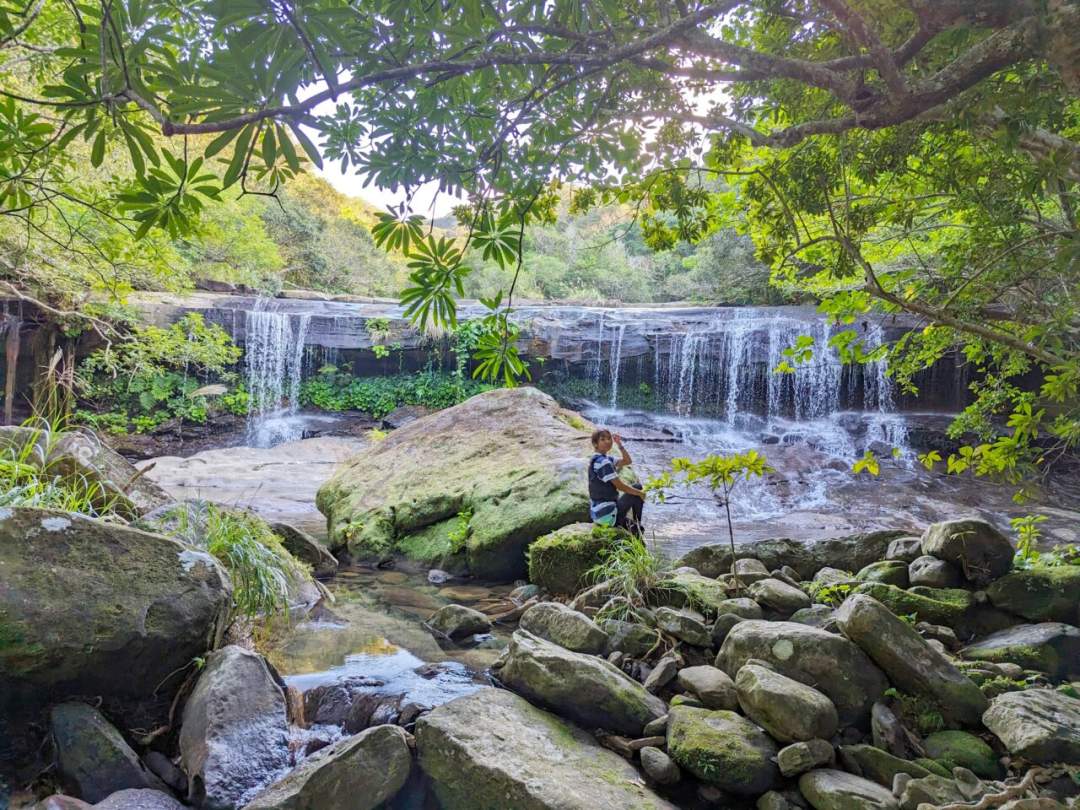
[243,301,311,447]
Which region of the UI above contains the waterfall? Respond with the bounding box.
[243,302,311,446]
[608,323,627,408]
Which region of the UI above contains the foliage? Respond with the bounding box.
[806,579,855,608]
[447,509,473,554]
[1012,514,1049,567]
[884,688,948,736]
[77,314,241,432]
[169,503,308,619]
[585,529,673,625]
[299,367,491,418]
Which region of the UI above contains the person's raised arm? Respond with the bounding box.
[613,433,632,469]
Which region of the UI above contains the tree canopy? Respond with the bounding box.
[1,0,1078,483]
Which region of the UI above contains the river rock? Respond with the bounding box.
[921,519,1014,586]
[644,655,679,693]
[496,629,665,735]
[526,523,613,594]
[658,571,730,613]
[49,703,164,803]
[885,537,924,563]
[714,597,763,620]
[655,607,712,647]
[601,619,659,657]
[427,604,491,640]
[852,582,1013,636]
[717,620,888,725]
[835,594,988,726]
[269,522,338,579]
[908,556,960,588]
[923,730,1001,779]
[519,601,608,654]
[93,790,185,809]
[734,558,771,585]
[961,623,1080,679]
[712,613,746,647]
[0,508,231,777]
[838,745,933,787]
[798,769,899,810]
[677,666,738,710]
[666,705,779,796]
[243,725,411,810]
[748,578,811,615]
[777,739,834,777]
[734,664,839,743]
[415,688,675,809]
[789,605,838,630]
[316,388,591,580]
[640,746,681,785]
[895,773,970,809]
[856,561,910,588]
[981,688,1080,763]
[179,646,290,809]
[986,566,1080,623]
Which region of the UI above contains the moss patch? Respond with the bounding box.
[527,523,617,594]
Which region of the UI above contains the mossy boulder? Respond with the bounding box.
[527,523,616,595]
[658,571,731,614]
[495,629,665,735]
[921,519,1014,586]
[316,388,591,581]
[838,744,935,787]
[852,582,1014,636]
[0,507,231,779]
[982,688,1080,764]
[415,688,676,810]
[923,730,1001,779]
[519,602,608,655]
[986,566,1080,624]
[960,623,1080,679]
[666,705,779,796]
[856,560,910,588]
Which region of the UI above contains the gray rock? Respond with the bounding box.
[667,705,779,796]
[644,655,679,693]
[870,702,910,758]
[777,739,834,777]
[961,623,1080,679]
[143,752,186,795]
[921,519,1014,586]
[602,619,659,657]
[885,537,924,563]
[757,791,793,810]
[427,603,492,640]
[715,597,764,620]
[34,796,93,809]
[269,522,338,579]
[735,558,771,585]
[677,666,738,710]
[497,630,666,735]
[640,746,681,785]
[655,607,712,647]
[835,595,988,726]
[428,568,453,584]
[93,790,185,810]
[982,688,1080,764]
[814,567,854,585]
[50,703,165,803]
[644,715,668,736]
[735,664,839,743]
[179,646,290,809]
[798,769,899,810]
[789,605,837,630]
[908,555,960,589]
[717,620,888,725]
[519,602,608,655]
[896,774,969,810]
[712,613,745,648]
[856,561,910,588]
[837,745,933,787]
[748,578,812,615]
[986,567,1080,624]
[915,622,960,650]
[243,725,411,810]
[415,688,676,809]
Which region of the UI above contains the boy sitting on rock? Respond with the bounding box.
[588,428,645,536]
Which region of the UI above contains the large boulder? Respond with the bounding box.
[798,769,899,810]
[0,508,231,778]
[851,582,1013,637]
[316,388,592,580]
[526,523,614,594]
[415,688,676,810]
[243,725,411,810]
[717,621,888,726]
[518,602,608,655]
[982,688,1080,764]
[179,646,290,809]
[961,623,1080,679]
[666,705,779,796]
[494,630,665,735]
[835,595,988,726]
[678,530,906,580]
[50,703,165,803]
[986,566,1080,623]
[920,519,1014,586]
[734,664,839,743]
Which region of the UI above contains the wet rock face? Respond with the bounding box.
[415,688,676,810]
[495,629,666,736]
[243,725,412,810]
[0,508,231,779]
[717,620,888,726]
[179,646,290,809]
[316,388,591,580]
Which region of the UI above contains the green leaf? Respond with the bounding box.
[90,130,106,167]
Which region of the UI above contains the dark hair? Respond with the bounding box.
[591,428,611,448]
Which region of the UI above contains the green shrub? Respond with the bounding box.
[299,368,492,417]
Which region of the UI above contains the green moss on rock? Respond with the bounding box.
[923,730,1001,778]
[986,566,1080,624]
[528,523,620,594]
[666,705,779,796]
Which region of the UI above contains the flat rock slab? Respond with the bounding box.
[799,769,899,810]
[982,688,1080,764]
[415,688,676,810]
